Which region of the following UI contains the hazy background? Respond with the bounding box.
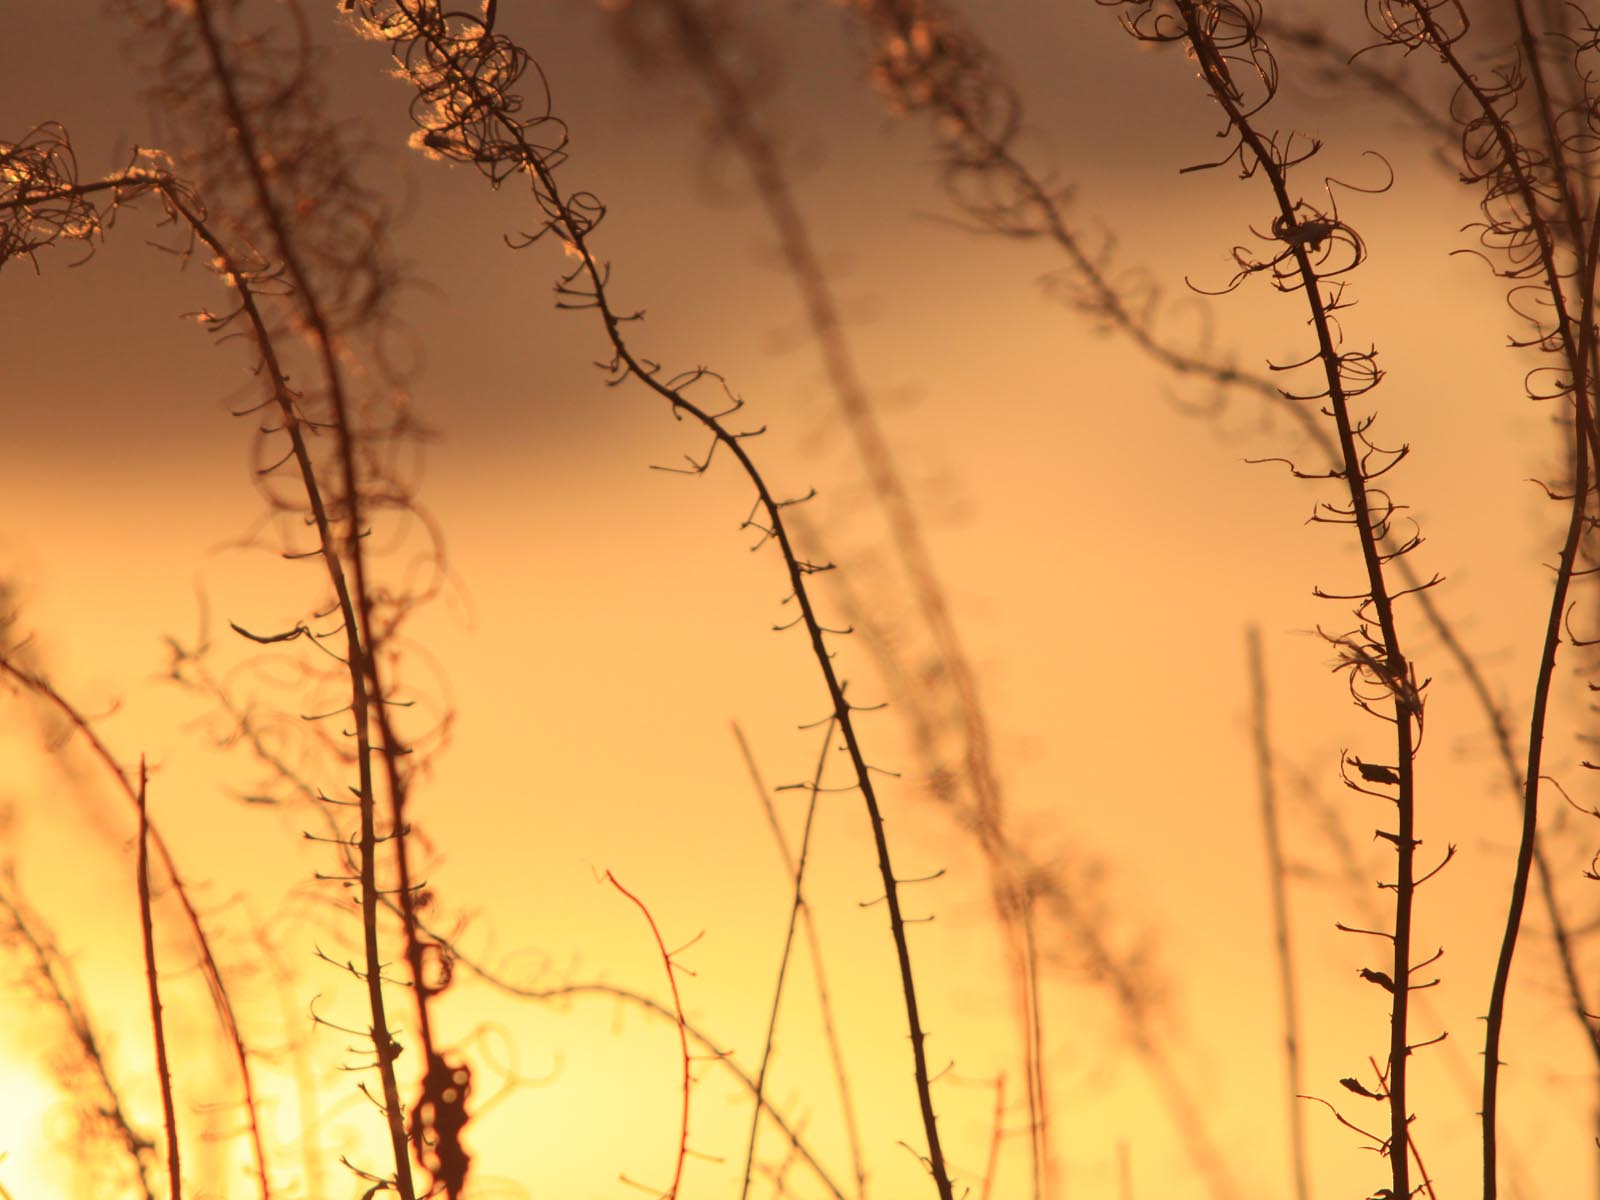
[2,2,1595,1198]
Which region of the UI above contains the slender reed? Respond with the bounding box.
[135,760,182,1200]
[734,715,838,1200]
[192,183,417,1195]
[98,3,463,1184]
[605,871,692,1199]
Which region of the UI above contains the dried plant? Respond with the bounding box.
[604,3,1056,1193]
[337,3,958,1193]
[14,1,1600,1198]
[1103,10,1433,1195]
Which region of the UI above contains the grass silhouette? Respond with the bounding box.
[6,1,1600,1198]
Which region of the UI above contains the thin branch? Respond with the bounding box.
[732,719,866,1199]
[0,650,265,1198]
[605,872,691,1200]
[136,759,182,1200]
[621,7,1050,1189]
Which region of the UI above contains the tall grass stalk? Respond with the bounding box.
[15,1,1600,1194]
[135,760,181,1200]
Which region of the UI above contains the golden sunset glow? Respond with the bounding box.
[6,1,1600,1198]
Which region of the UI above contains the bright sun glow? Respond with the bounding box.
[0,1056,70,1197]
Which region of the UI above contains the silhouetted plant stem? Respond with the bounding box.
[182,2,443,1188]
[1104,5,1426,1193]
[170,628,857,1199]
[136,759,182,1200]
[343,6,955,1193]
[1211,27,1413,1200]
[576,248,960,1197]
[624,9,1051,1187]
[605,872,691,1199]
[733,719,866,1200]
[852,10,1594,1100]
[1246,626,1310,1200]
[188,170,415,1194]
[630,1,1052,1176]
[0,648,267,1200]
[1367,6,1600,1193]
[735,715,836,1200]
[1479,196,1600,1200]
[649,9,1049,1190]
[168,168,409,1193]
[813,513,1244,1196]
[570,231,959,1196]
[178,636,858,1200]
[1291,764,1477,1096]
[1405,1120,1441,1200]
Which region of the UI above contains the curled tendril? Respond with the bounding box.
[346,0,590,242]
[1109,0,1278,121]
[0,125,181,271]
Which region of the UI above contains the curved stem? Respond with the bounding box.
[348,6,958,1192]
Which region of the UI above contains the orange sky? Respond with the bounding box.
[3,2,1599,1199]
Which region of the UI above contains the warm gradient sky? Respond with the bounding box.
[3,2,1597,1199]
